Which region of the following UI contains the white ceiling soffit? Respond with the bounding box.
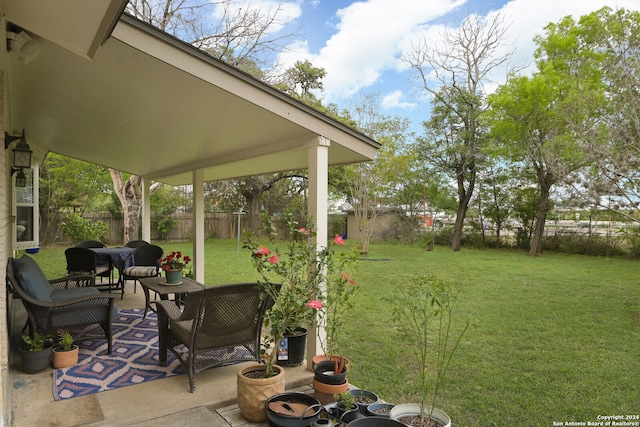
[4,0,127,59]
[6,12,380,185]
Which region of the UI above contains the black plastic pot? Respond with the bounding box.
[265,392,322,427]
[313,360,347,385]
[348,389,379,414]
[347,417,407,427]
[365,403,395,418]
[276,327,307,367]
[20,344,53,374]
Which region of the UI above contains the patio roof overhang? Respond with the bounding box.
[3,3,380,186]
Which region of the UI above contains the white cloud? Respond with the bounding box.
[381,90,417,110]
[277,0,640,109]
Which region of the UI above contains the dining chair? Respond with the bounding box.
[119,244,164,295]
[77,240,106,249]
[65,247,107,287]
[76,240,113,285]
[125,240,150,248]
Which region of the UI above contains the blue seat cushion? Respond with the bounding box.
[50,286,101,301]
[13,255,53,301]
[51,287,119,318]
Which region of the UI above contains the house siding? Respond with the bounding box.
[1,68,9,427]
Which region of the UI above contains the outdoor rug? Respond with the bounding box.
[53,308,185,400]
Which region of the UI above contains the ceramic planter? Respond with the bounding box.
[52,345,79,368]
[389,403,451,427]
[165,269,183,284]
[19,344,53,374]
[237,364,285,422]
[265,392,323,427]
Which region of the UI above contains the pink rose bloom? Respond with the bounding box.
[254,246,271,258]
[307,300,323,309]
[267,254,279,264]
[334,234,345,245]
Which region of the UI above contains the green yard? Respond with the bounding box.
[24,240,640,426]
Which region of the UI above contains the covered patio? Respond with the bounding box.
[1,1,379,425]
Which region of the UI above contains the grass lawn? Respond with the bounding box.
[22,240,640,425]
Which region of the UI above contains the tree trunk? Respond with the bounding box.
[528,179,553,256]
[450,169,476,251]
[110,170,142,243]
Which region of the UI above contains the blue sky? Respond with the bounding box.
[221,0,640,132]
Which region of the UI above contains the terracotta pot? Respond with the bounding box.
[237,364,285,422]
[312,378,349,397]
[53,345,79,368]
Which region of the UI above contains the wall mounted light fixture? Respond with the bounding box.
[5,129,32,187]
[6,30,40,64]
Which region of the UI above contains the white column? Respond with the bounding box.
[192,169,205,283]
[307,135,330,370]
[141,178,151,243]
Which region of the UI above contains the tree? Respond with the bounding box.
[126,0,297,69]
[39,153,113,244]
[407,13,514,251]
[551,8,640,222]
[343,94,415,252]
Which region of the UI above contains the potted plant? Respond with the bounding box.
[244,213,327,372]
[314,232,359,368]
[389,275,471,427]
[19,332,53,373]
[52,330,79,368]
[332,391,361,425]
[238,215,325,422]
[160,250,191,284]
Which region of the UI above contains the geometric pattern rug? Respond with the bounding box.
[53,308,185,400]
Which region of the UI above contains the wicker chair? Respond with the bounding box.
[7,256,116,354]
[119,244,163,294]
[157,282,278,392]
[65,247,115,291]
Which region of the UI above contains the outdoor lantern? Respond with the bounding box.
[14,169,27,187]
[4,129,32,173]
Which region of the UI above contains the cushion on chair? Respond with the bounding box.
[51,286,101,301]
[123,266,158,277]
[13,255,53,301]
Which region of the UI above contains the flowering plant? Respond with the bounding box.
[244,213,358,376]
[160,251,191,271]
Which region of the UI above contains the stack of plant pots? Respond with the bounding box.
[312,358,349,403]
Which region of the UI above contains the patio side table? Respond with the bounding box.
[138,276,205,318]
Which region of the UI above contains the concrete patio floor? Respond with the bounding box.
[8,281,315,427]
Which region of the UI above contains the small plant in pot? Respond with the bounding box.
[332,391,361,425]
[53,330,79,368]
[389,275,471,427]
[20,332,53,373]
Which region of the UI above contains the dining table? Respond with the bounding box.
[90,247,136,272]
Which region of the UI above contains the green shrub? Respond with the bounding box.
[60,213,109,245]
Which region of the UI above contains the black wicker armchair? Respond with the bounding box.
[157,282,277,392]
[7,256,116,354]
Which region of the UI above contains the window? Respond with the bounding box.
[13,167,39,250]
